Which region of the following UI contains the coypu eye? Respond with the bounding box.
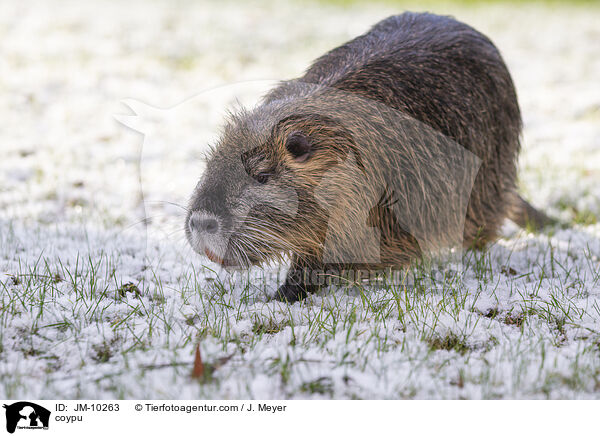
[255,172,270,184]
[286,131,311,162]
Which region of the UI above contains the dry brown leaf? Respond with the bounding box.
[191,343,205,379]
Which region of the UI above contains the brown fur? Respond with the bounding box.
[186,12,553,301]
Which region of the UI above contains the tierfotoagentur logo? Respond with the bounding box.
[2,402,50,434]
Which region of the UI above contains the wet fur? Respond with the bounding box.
[187,12,552,302]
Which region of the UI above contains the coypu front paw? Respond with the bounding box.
[274,256,322,302]
[274,283,308,302]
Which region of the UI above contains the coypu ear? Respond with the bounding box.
[286,131,311,162]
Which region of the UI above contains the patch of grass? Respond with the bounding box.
[252,318,287,336]
[503,311,529,328]
[573,210,598,226]
[556,200,599,226]
[300,377,335,396]
[427,332,471,355]
[92,338,120,363]
[116,282,141,299]
[270,355,293,386]
[501,266,518,277]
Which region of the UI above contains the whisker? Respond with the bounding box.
[145,200,190,212]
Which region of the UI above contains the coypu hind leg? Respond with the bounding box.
[464,191,557,250]
[463,191,557,250]
[508,192,557,231]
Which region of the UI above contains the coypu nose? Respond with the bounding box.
[201,218,219,234]
[189,212,219,234]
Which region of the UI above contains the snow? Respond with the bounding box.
[1,0,600,399]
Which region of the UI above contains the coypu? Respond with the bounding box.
[186,12,553,302]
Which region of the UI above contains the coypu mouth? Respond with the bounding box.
[204,248,230,267]
[205,245,267,269]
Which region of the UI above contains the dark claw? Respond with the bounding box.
[274,283,308,302]
[275,256,324,302]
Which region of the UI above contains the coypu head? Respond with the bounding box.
[185,91,360,268]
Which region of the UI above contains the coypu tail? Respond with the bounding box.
[508,192,557,231]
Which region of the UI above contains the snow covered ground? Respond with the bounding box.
[1,0,600,399]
